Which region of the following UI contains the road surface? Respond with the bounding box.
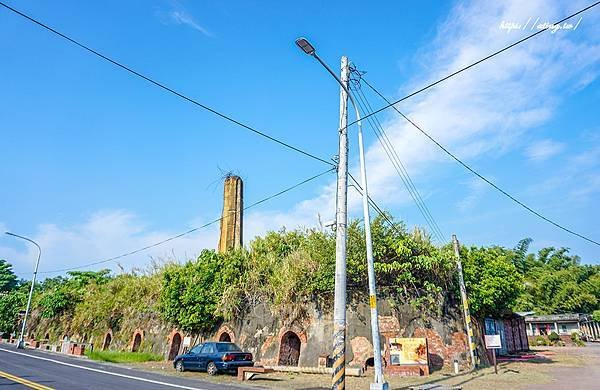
[0,345,253,390]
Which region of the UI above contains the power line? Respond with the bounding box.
[350,72,445,242]
[0,1,334,167]
[360,77,600,248]
[39,167,335,274]
[348,1,600,127]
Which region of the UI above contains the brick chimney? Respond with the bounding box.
[218,175,243,253]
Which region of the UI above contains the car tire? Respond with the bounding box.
[175,360,185,372]
[206,361,218,376]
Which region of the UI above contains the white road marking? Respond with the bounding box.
[0,347,207,390]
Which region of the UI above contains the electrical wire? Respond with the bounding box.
[0,1,334,167]
[348,1,600,127]
[39,167,335,274]
[350,71,445,242]
[360,76,600,248]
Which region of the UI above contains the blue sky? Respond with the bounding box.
[1,0,599,278]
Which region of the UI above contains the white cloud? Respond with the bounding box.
[1,211,219,278]
[169,10,213,37]
[157,1,213,37]
[456,177,490,211]
[526,139,566,161]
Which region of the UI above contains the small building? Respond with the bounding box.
[483,313,529,355]
[525,313,600,341]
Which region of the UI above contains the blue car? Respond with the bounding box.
[173,342,253,375]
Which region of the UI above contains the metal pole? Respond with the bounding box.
[452,234,476,370]
[330,56,350,390]
[5,232,41,349]
[354,84,387,390]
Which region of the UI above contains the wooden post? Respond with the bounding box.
[492,349,497,374]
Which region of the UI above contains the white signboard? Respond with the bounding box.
[183,336,192,348]
[484,334,502,349]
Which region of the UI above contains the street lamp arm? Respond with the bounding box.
[5,232,41,254]
[312,54,363,128]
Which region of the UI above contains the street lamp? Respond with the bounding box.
[5,232,41,349]
[296,37,388,390]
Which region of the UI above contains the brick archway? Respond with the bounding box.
[215,325,235,343]
[102,330,113,350]
[277,327,307,367]
[167,331,183,361]
[130,329,144,352]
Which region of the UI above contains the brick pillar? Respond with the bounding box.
[218,175,243,253]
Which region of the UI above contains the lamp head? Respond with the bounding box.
[295,37,315,56]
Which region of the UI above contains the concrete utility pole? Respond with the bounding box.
[330,55,350,390]
[452,234,477,370]
[5,232,41,349]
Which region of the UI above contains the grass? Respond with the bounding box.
[85,350,163,363]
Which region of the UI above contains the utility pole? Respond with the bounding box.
[331,55,350,390]
[295,38,387,389]
[5,232,41,349]
[452,234,477,370]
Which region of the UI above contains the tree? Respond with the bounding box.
[0,290,26,333]
[461,246,523,318]
[0,259,18,293]
[513,245,600,315]
[160,250,244,332]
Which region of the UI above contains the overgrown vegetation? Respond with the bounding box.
[1,215,599,347]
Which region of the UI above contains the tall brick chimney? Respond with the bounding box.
[218,175,243,253]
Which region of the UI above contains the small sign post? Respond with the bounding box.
[484,335,501,374]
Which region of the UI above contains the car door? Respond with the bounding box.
[184,344,203,371]
[198,343,215,371]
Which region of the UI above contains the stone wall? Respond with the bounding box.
[29,294,474,372]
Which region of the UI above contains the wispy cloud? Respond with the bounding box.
[169,9,213,37]
[456,177,490,211]
[526,139,566,161]
[158,1,213,37]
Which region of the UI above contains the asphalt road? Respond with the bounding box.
[0,345,253,390]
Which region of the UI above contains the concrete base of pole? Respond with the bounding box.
[370,383,389,390]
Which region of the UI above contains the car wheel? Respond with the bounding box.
[206,361,218,376]
[175,360,185,372]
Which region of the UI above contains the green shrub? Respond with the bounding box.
[534,336,548,346]
[570,332,581,342]
[548,331,560,343]
[574,339,585,347]
[85,350,162,363]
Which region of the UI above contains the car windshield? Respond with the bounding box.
[216,343,242,352]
